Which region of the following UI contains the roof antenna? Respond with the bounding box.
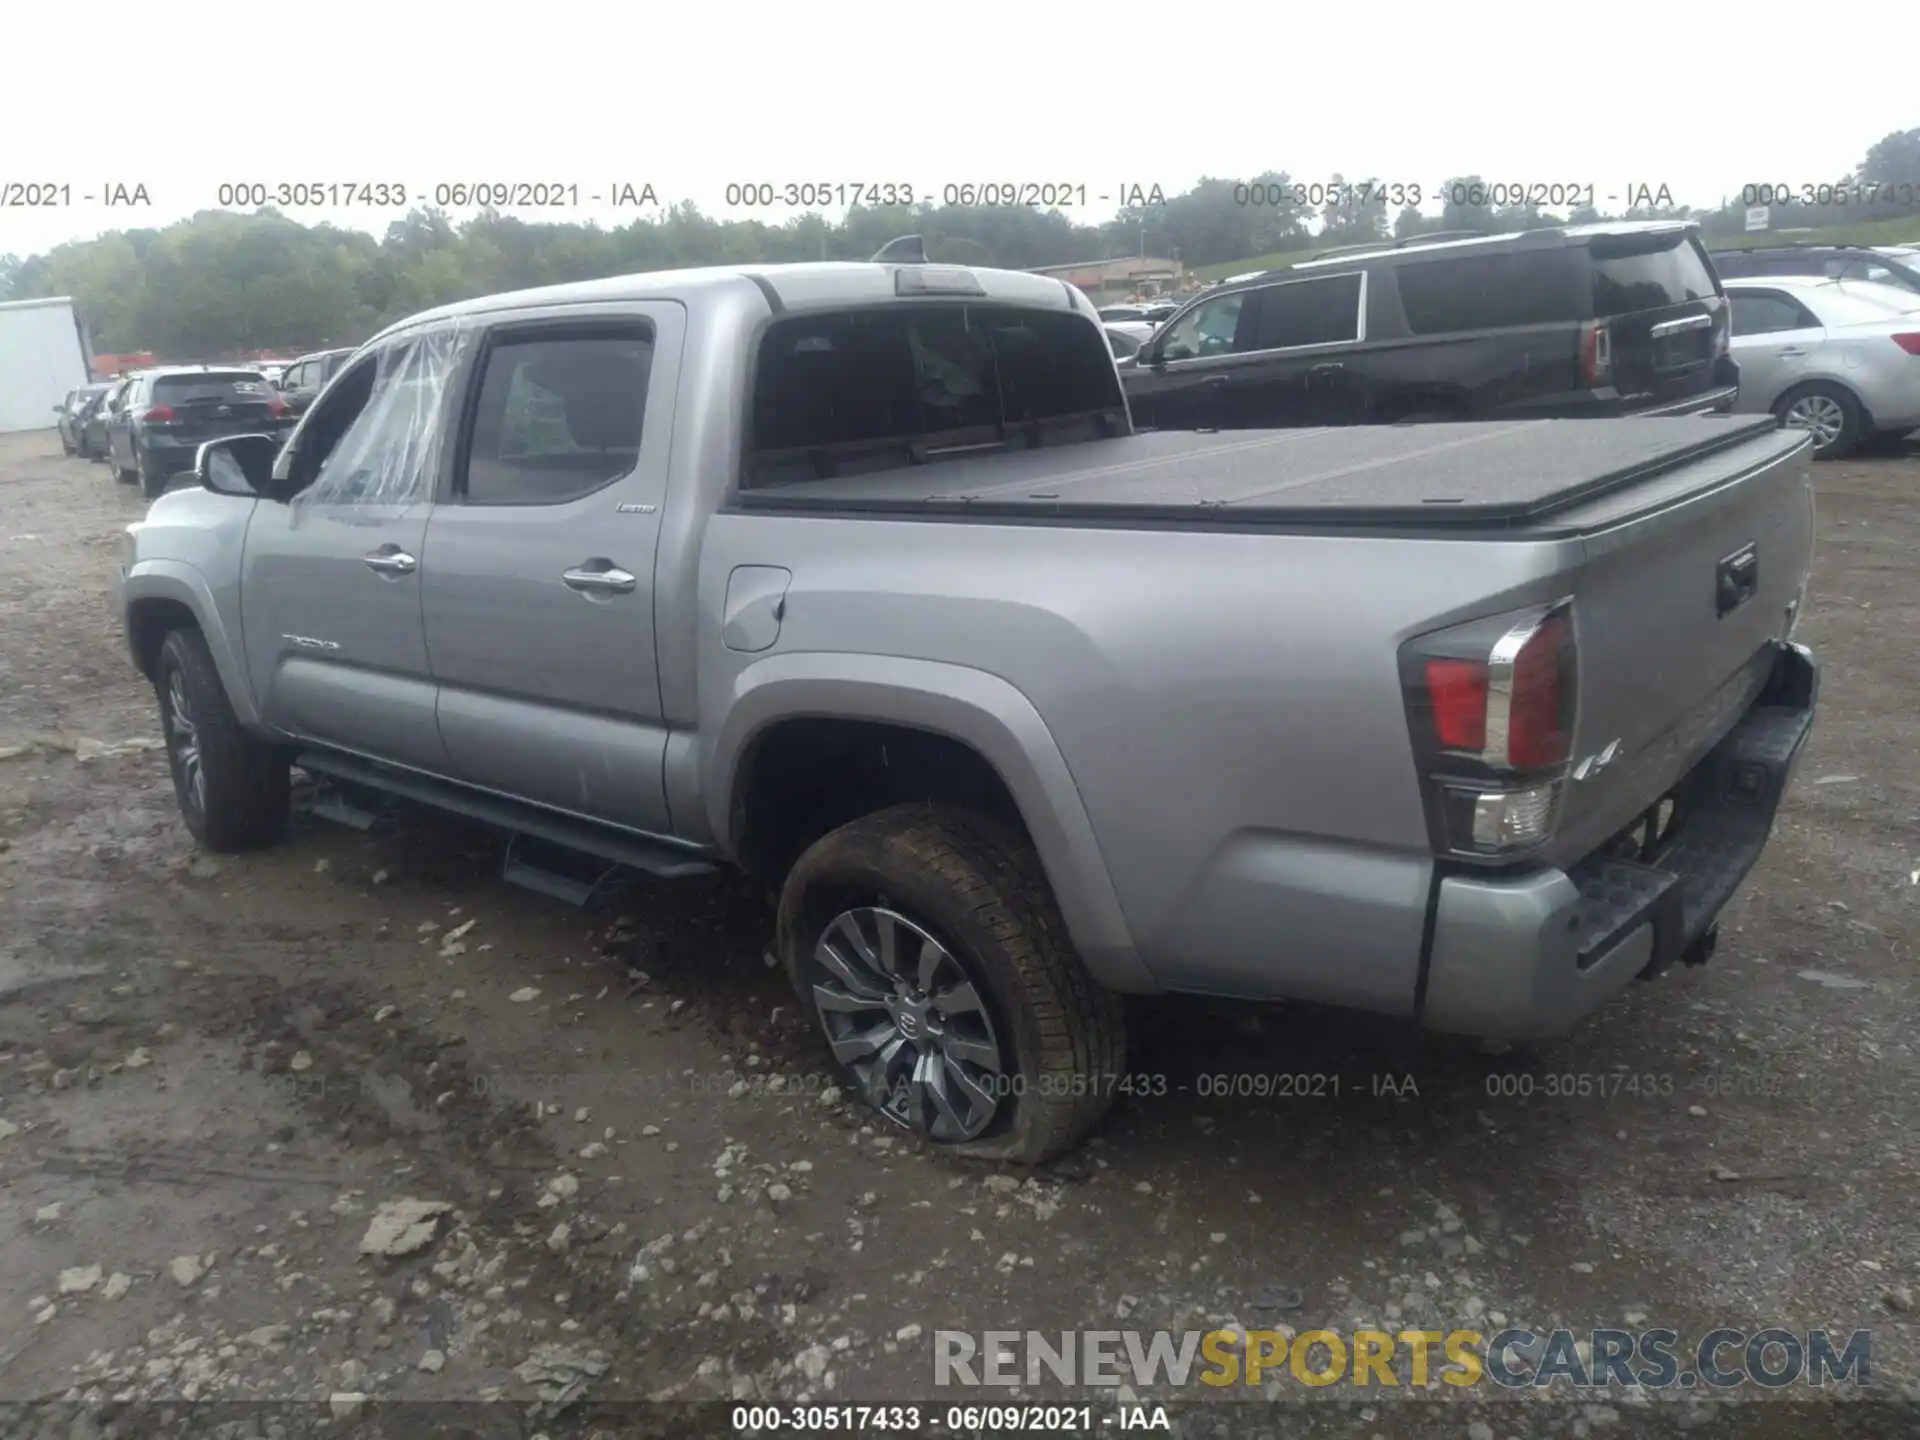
[869,235,928,264]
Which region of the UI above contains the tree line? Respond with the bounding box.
[3,128,1914,359]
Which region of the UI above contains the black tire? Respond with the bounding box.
[777,802,1127,1164]
[1775,382,1865,460]
[138,448,167,499]
[154,628,291,852]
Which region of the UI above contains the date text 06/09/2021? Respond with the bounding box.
[729,1404,1145,1433]
[1227,180,1682,211]
[206,182,663,210]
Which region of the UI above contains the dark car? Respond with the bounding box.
[54,384,112,455]
[104,367,291,498]
[1122,222,1739,431]
[85,376,137,462]
[276,347,357,416]
[1709,243,1920,295]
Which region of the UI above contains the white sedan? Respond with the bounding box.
[1724,276,1920,458]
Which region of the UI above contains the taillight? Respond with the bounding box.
[1503,610,1573,770]
[1891,333,1920,356]
[1424,660,1489,752]
[142,405,176,423]
[1400,601,1580,859]
[1578,321,1613,388]
[267,395,288,417]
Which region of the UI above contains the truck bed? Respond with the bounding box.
[735,416,1792,533]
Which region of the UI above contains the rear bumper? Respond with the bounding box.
[141,426,290,473]
[1419,640,1817,1040]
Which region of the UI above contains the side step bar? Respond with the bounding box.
[293,750,719,903]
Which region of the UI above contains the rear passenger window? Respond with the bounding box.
[460,330,653,506]
[1730,293,1815,335]
[1394,250,1581,334]
[1589,234,1719,316]
[1251,274,1362,349]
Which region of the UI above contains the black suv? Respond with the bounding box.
[1708,243,1920,295]
[276,347,357,416]
[104,367,292,498]
[1122,223,1739,431]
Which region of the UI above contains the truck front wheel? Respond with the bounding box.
[154,628,291,852]
[777,803,1126,1164]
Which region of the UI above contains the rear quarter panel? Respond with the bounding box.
[694,509,1578,1009]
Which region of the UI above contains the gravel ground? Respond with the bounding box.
[0,429,1916,1439]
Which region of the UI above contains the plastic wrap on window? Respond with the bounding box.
[300,323,469,507]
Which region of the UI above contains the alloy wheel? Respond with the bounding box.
[808,906,1008,1142]
[1782,394,1845,452]
[166,670,205,815]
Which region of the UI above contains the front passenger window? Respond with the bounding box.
[1158,293,1247,361]
[458,330,654,506]
[297,329,464,504]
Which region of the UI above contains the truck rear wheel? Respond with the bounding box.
[154,628,291,852]
[777,803,1126,1164]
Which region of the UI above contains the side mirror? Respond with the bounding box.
[196,434,280,498]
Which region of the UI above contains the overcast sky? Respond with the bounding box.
[1,0,1907,260]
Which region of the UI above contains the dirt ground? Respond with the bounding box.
[0,429,1916,1440]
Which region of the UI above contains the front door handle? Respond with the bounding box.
[1311,363,1345,376]
[563,562,637,594]
[1775,346,1808,358]
[363,548,417,575]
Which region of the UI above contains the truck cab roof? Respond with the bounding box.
[373,260,1092,346]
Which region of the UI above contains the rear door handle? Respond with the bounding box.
[563,562,637,594]
[1775,346,1808,357]
[1202,374,1234,388]
[363,548,417,575]
[1311,363,1345,375]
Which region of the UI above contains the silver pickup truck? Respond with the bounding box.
[119,255,1820,1162]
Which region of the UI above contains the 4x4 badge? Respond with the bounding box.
[1572,739,1623,781]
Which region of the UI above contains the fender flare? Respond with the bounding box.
[705,651,1155,994]
[122,560,264,729]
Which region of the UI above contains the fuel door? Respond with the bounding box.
[722,566,793,653]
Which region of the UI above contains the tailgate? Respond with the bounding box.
[1546,426,1815,865]
[150,374,280,440]
[1588,230,1729,410]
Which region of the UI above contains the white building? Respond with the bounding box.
[0,297,93,433]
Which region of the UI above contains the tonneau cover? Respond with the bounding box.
[737,416,1790,529]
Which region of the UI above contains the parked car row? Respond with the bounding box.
[75,366,294,496]
[54,383,113,456]
[64,345,359,496]
[1108,227,1919,458]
